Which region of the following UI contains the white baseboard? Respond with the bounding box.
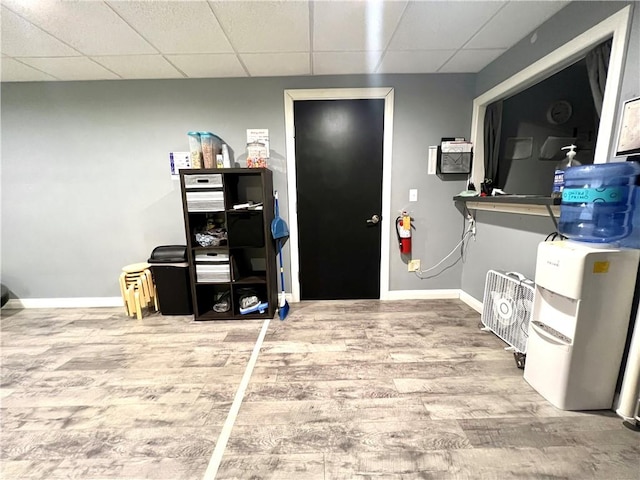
[383,289,461,301]
[4,292,483,312]
[459,291,483,313]
[5,297,124,309]
[278,293,294,303]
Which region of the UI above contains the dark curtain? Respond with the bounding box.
[483,100,503,185]
[586,38,612,117]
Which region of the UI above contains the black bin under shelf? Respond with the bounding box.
[148,245,193,315]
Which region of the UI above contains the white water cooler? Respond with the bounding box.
[523,241,639,410]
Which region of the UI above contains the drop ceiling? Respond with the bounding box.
[1,0,570,82]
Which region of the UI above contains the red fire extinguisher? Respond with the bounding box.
[396,214,412,254]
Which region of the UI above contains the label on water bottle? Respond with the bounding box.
[552,169,564,193]
[562,186,626,203]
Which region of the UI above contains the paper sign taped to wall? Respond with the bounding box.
[170,151,191,179]
[246,129,270,157]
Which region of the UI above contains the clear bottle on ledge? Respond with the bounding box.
[551,144,581,201]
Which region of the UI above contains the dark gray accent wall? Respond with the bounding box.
[462,1,639,302]
[1,74,473,299]
[498,59,597,195]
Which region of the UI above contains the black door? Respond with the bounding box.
[294,99,385,300]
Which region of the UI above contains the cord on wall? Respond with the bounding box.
[414,221,475,279]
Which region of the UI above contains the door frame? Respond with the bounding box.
[284,87,394,302]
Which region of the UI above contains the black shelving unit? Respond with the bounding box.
[180,168,276,320]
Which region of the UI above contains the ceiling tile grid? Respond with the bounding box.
[377,49,457,74]
[312,1,407,52]
[313,51,383,75]
[208,0,310,53]
[17,57,120,81]
[466,1,570,49]
[0,6,79,57]
[0,1,570,82]
[438,48,507,73]
[2,0,156,56]
[386,1,505,51]
[91,55,184,79]
[106,1,234,55]
[1,57,57,81]
[240,52,310,77]
[165,53,247,78]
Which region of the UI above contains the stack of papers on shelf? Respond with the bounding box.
[441,140,473,153]
[440,140,473,174]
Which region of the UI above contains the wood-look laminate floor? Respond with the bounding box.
[1,300,638,479]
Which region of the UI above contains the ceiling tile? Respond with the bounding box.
[1,0,155,55]
[241,53,309,77]
[313,51,382,75]
[209,1,309,53]
[165,54,246,78]
[313,1,406,52]
[438,48,506,73]
[91,55,184,79]
[17,57,120,81]
[0,6,79,57]
[1,58,57,82]
[466,1,569,49]
[107,1,233,55]
[377,50,456,74]
[388,1,505,50]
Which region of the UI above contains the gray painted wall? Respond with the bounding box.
[1,74,473,299]
[2,2,637,303]
[462,1,639,302]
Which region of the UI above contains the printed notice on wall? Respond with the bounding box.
[246,129,270,157]
[617,97,640,155]
[170,151,191,179]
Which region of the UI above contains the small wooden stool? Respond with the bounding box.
[120,262,158,319]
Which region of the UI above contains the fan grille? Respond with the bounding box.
[481,270,535,353]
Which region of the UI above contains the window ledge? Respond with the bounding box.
[453,195,560,227]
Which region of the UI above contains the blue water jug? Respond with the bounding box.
[558,162,640,243]
[620,185,640,248]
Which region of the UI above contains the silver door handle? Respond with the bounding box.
[367,215,380,224]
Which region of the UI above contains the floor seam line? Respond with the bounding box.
[202,318,271,480]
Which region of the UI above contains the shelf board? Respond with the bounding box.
[194,310,234,321]
[454,195,560,216]
[195,309,274,321]
[194,276,267,286]
[226,209,263,214]
[234,275,267,284]
[191,246,229,252]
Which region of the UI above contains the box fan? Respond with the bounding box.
[481,270,535,367]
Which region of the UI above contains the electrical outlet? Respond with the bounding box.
[408,259,420,272]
